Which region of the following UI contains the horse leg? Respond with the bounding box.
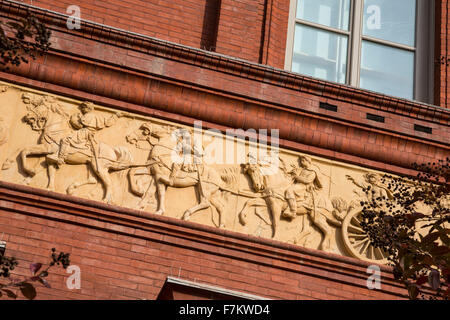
[67,170,97,195]
[182,198,211,221]
[20,148,36,177]
[182,181,211,221]
[20,145,53,177]
[2,148,22,170]
[294,214,313,246]
[154,181,166,215]
[46,162,57,191]
[314,214,332,251]
[137,176,155,210]
[93,165,114,204]
[238,198,265,226]
[128,167,145,197]
[266,196,281,239]
[209,190,226,228]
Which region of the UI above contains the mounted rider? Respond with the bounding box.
[282,155,325,219]
[47,101,122,166]
[133,124,205,186]
[169,128,205,186]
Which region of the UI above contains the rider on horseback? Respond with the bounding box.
[283,155,323,219]
[48,101,122,166]
[170,128,204,186]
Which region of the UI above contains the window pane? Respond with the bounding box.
[292,24,348,84]
[363,0,416,46]
[296,0,350,31]
[360,41,414,100]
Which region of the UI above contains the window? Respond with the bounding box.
[157,277,270,300]
[284,0,434,103]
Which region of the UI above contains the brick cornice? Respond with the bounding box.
[0,180,407,298]
[0,0,449,122]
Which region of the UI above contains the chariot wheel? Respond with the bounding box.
[341,208,389,264]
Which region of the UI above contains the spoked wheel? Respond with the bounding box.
[342,208,389,264]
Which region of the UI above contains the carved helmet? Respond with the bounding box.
[79,101,95,113]
[140,123,153,134]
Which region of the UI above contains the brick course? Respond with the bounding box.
[0,0,448,300]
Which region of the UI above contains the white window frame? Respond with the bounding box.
[284,0,435,103]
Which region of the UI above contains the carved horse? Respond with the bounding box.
[126,125,235,228]
[7,101,133,203]
[241,161,340,250]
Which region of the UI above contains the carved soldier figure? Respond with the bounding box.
[346,172,393,203]
[21,92,34,106]
[47,101,121,166]
[21,92,42,110]
[170,128,204,186]
[282,155,323,219]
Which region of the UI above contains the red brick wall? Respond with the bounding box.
[435,0,450,107]
[0,0,448,301]
[214,0,264,63]
[18,0,288,69]
[262,0,290,68]
[27,0,212,48]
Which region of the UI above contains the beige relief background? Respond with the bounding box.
[0,81,396,264]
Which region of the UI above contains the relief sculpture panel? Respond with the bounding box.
[0,81,397,263]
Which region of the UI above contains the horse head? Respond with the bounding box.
[242,163,266,192]
[23,104,49,131]
[126,122,154,145]
[126,130,142,145]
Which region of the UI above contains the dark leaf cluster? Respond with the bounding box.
[0,12,51,69]
[0,255,18,278]
[0,248,70,299]
[50,247,71,269]
[360,158,450,299]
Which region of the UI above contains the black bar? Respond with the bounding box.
[366,113,385,123]
[319,102,338,112]
[414,124,432,134]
